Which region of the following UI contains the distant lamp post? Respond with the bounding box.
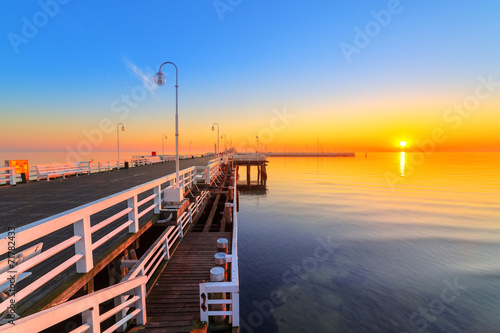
[189,140,193,157]
[211,123,220,157]
[221,133,226,155]
[256,136,259,153]
[154,61,180,188]
[162,133,167,156]
[117,123,125,161]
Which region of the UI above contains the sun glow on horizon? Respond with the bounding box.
[400,141,407,148]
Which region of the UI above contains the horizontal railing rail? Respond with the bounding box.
[0,167,15,186]
[229,153,267,163]
[0,275,147,332]
[199,167,239,327]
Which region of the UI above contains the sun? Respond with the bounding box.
[400,141,407,148]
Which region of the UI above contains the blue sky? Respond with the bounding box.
[1,0,499,153]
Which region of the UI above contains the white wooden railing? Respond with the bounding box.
[195,159,222,185]
[229,153,267,163]
[0,187,212,331]
[0,165,206,316]
[0,275,147,332]
[199,168,239,327]
[0,167,15,186]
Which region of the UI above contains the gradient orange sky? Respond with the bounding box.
[1,2,499,154]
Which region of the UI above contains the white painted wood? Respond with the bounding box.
[81,306,99,333]
[135,284,147,325]
[68,323,91,333]
[0,254,83,314]
[0,276,146,333]
[92,220,133,251]
[0,167,16,185]
[100,295,139,322]
[232,291,240,326]
[104,308,141,333]
[127,196,139,233]
[0,238,77,285]
[153,185,161,214]
[0,163,217,321]
[74,217,93,273]
[90,207,132,234]
[200,283,208,323]
[207,299,233,305]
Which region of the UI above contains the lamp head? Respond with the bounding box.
[154,72,166,86]
[211,126,214,131]
[121,126,125,131]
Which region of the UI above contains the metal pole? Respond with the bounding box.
[117,123,124,161]
[212,123,220,158]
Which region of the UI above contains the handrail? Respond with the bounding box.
[199,167,239,327]
[0,276,147,332]
[0,167,15,186]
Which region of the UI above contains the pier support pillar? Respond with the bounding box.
[246,165,250,186]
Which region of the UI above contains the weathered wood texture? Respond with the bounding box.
[144,232,232,332]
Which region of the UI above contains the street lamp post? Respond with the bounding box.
[162,133,167,156]
[256,136,259,153]
[117,123,125,161]
[154,62,180,188]
[211,123,219,158]
[189,140,193,157]
[221,133,226,155]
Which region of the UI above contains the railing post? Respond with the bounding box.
[154,185,161,214]
[115,295,127,332]
[9,168,16,185]
[163,232,170,260]
[128,196,139,233]
[232,291,240,327]
[135,281,147,325]
[200,283,208,323]
[188,206,193,224]
[177,217,184,238]
[74,216,93,273]
[82,304,100,333]
[98,162,102,173]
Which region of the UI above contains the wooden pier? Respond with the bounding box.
[0,155,240,332]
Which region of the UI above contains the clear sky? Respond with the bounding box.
[1,0,499,156]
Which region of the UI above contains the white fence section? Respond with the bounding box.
[0,275,147,333]
[0,167,15,186]
[19,156,175,181]
[0,165,207,317]
[195,159,223,185]
[229,153,267,163]
[199,168,239,327]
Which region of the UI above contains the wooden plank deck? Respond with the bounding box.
[143,231,232,333]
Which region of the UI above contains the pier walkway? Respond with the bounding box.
[144,232,231,332]
[0,155,240,332]
[0,156,213,231]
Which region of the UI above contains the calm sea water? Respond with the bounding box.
[238,153,500,333]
